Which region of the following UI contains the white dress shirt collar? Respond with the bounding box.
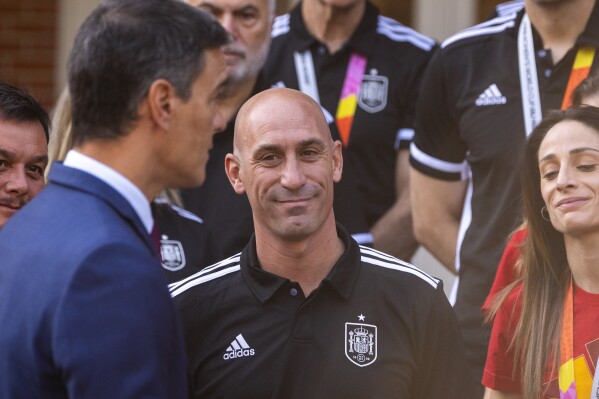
[63,150,153,233]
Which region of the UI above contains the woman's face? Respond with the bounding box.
[538,120,599,237]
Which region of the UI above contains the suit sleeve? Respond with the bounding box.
[52,242,188,398]
[414,283,475,399]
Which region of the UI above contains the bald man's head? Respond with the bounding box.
[233,88,331,158]
[225,88,343,242]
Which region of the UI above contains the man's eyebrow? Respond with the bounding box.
[28,154,49,164]
[298,138,326,148]
[0,148,15,160]
[252,143,282,156]
[234,4,259,13]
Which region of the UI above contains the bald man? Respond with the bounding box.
[170,88,471,399]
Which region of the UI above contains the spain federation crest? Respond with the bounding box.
[345,319,377,367]
[358,69,388,114]
[160,236,186,271]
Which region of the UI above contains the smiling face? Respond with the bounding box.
[226,89,343,242]
[187,0,273,86]
[538,120,599,237]
[0,119,48,227]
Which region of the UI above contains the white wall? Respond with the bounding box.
[414,0,476,41]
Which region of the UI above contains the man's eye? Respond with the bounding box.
[27,165,44,176]
[262,154,277,162]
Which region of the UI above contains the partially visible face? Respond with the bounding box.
[229,89,343,242]
[0,119,48,227]
[187,0,273,86]
[538,120,599,237]
[166,48,227,187]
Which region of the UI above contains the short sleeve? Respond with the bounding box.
[410,48,469,181]
[483,228,528,311]
[394,44,437,151]
[482,287,523,393]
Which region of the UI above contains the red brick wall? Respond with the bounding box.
[0,0,58,111]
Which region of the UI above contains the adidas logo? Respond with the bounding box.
[223,334,255,360]
[475,84,507,106]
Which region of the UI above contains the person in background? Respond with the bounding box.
[48,88,214,283]
[181,0,275,261]
[410,0,599,394]
[0,81,49,229]
[483,106,599,399]
[170,88,472,399]
[0,1,228,397]
[261,0,436,259]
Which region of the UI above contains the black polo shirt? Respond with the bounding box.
[181,77,372,261]
[152,198,214,284]
[181,115,255,261]
[170,225,471,399]
[262,1,436,227]
[410,4,599,380]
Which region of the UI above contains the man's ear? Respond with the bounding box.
[332,140,343,183]
[225,153,246,194]
[147,79,177,131]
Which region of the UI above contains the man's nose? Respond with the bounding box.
[280,157,307,190]
[4,167,30,196]
[220,13,238,38]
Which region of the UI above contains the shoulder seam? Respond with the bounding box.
[376,15,435,51]
[168,253,241,294]
[272,13,290,38]
[153,197,204,224]
[441,13,517,48]
[359,246,439,288]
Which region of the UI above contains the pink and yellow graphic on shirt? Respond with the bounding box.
[557,282,599,399]
[335,53,367,148]
[558,356,595,399]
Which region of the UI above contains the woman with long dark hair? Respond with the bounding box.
[483,106,599,399]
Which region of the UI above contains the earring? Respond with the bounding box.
[541,206,551,222]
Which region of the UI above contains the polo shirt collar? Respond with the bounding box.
[289,0,379,57]
[241,223,361,303]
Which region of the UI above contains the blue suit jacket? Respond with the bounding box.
[0,163,188,398]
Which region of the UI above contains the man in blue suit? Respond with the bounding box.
[0,1,228,397]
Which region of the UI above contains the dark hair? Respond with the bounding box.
[515,106,599,398]
[0,81,50,142]
[67,0,229,146]
[571,72,599,106]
